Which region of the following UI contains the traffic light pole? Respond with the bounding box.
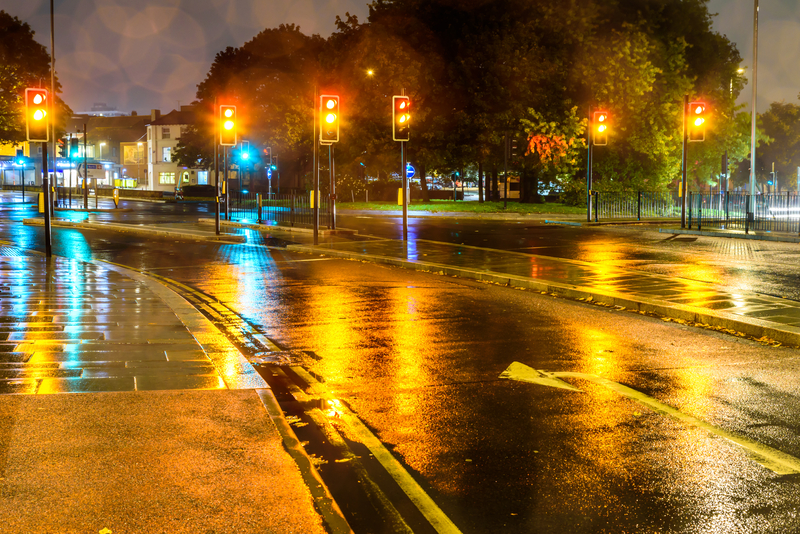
[83,123,88,209]
[401,140,408,241]
[586,106,593,222]
[503,133,509,210]
[214,126,220,236]
[41,142,52,258]
[224,147,229,220]
[329,144,336,230]
[313,87,319,246]
[681,95,688,229]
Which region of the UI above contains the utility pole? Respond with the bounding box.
[748,0,759,221]
[681,95,688,228]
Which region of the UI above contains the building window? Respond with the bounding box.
[161,127,170,139]
[182,172,190,183]
[197,171,208,185]
[162,147,172,162]
[159,172,175,185]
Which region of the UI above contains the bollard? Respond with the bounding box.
[38,192,44,213]
[257,193,262,224]
[113,188,120,208]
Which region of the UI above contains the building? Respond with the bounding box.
[146,106,209,193]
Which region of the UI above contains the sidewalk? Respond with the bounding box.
[0,249,345,533]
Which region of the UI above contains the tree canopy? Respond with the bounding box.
[178,0,762,199]
[0,11,70,146]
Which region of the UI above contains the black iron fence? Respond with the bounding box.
[591,191,680,221]
[687,192,800,234]
[227,192,331,227]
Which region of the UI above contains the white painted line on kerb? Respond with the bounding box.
[500,362,800,475]
[291,366,463,534]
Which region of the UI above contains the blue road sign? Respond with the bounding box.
[406,163,415,179]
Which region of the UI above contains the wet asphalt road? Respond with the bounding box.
[4,201,800,533]
[338,214,800,302]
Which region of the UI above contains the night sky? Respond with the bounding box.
[3,0,797,116]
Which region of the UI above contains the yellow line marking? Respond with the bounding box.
[291,366,463,534]
[501,362,800,475]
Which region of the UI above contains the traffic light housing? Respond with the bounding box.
[70,138,80,158]
[58,139,67,158]
[219,105,237,146]
[25,88,49,142]
[393,96,410,141]
[688,102,706,142]
[593,111,609,146]
[320,95,340,144]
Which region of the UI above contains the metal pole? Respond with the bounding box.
[83,123,88,209]
[49,0,56,193]
[67,133,72,207]
[214,100,220,235]
[681,95,688,228]
[503,133,508,210]
[330,144,337,230]
[42,142,52,258]
[313,87,319,245]
[586,106,592,222]
[224,146,229,220]
[749,0,759,207]
[402,141,408,241]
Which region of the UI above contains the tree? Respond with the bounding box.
[759,101,800,191]
[0,11,70,145]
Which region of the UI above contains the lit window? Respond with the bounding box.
[162,147,172,162]
[159,172,175,185]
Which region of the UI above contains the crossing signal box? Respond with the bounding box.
[393,96,410,141]
[25,88,49,142]
[593,111,608,146]
[219,105,237,146]
[688,102,706,142]
[320,95,340,144]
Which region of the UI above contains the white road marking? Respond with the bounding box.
[500,362,800,475]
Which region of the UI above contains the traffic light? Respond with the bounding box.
[320,95,340,143]
[688,102,706,142]
[219,105,237,146]
[25,88,49,142]
[393,96,410,141]
[593,111,609,146]
[511,137,518,158]
[70,138,80,158]
[241,140,250,160]
[271,156,278,170]
[58,139,67,158]
[263,146,271,165]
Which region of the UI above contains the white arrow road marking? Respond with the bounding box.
[501,362,800,475]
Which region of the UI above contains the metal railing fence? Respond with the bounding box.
[688,192,800,234]
[228,192,331,227]
[592,191,680,221]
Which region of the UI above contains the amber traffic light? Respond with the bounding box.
[593,111,608,146]
[393,96,410,142]
[320,95,340,144]
[688,102,706,142]
[219,105,237,146]
[26,88,49,142]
